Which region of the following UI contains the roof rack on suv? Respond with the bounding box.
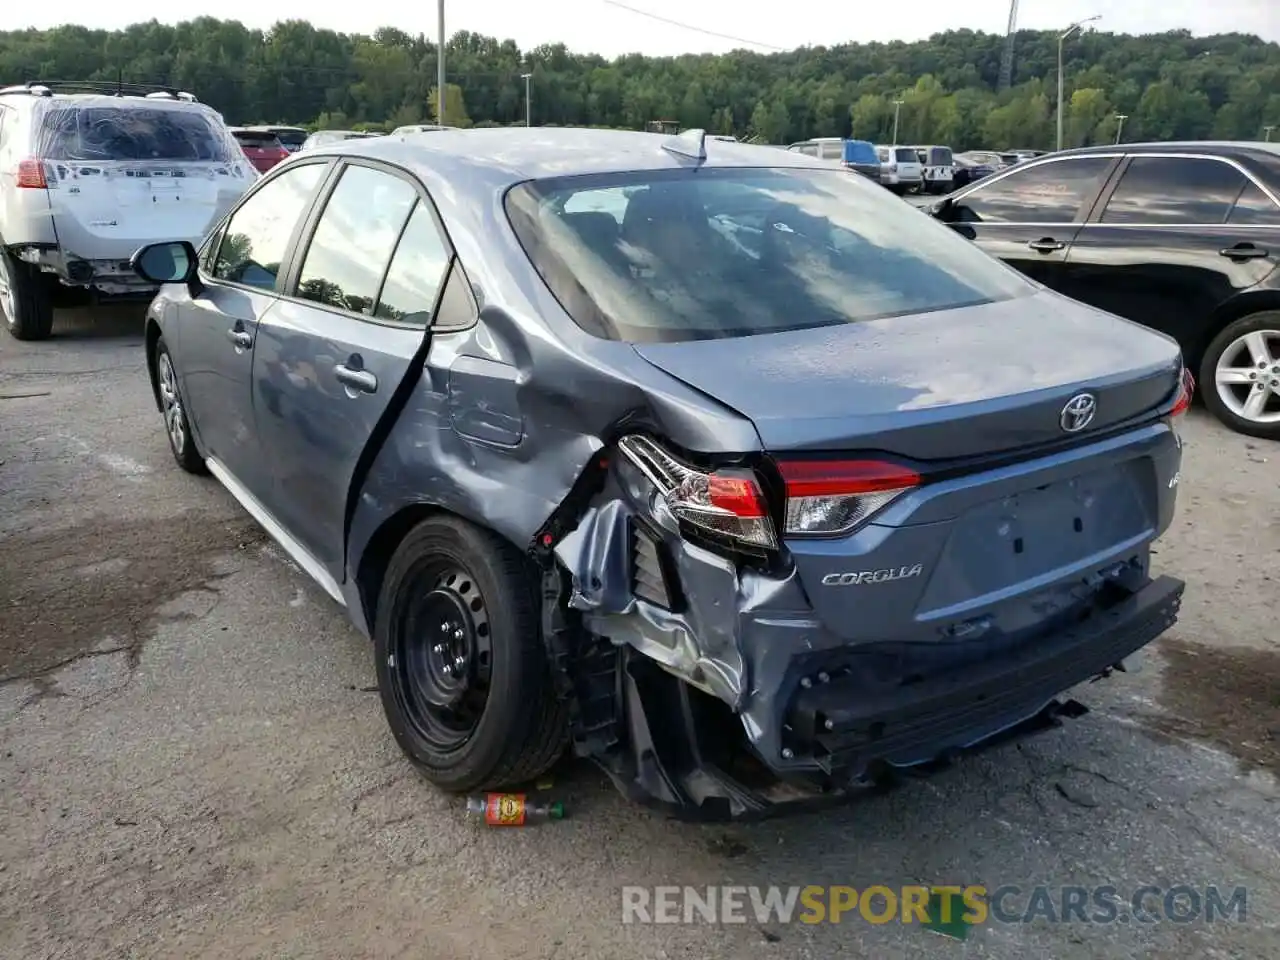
[0,80,197,102]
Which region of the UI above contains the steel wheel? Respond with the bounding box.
[1214,328,1280,426]
[157,351,187,455]
[390,561,494,753]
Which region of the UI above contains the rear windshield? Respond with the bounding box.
[37,105,236,162]
[233,131,282,149]
[271,129,308,147]
[895,148,917,163]
[929,147,953,165]
[504,167,1033,343]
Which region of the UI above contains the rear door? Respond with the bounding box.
[1060,154,1280,354]
[936,154,1119,288]
[251,159,454,579]
[176,159,329,499]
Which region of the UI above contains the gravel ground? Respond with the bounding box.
[1,307,1277,959]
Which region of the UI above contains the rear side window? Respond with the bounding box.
[213,162,325,289]
[504,167,1033,343]
[951,157,1113,224]
[295,165,419,315]
[1228,182,1280,225]
[36,105,236,162]
[1102,157,1247,224]
[375,203,452,324]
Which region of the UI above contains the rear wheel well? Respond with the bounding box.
[356,505,536,636]
[1193,292,1280,371]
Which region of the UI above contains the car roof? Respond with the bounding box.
[311,127,835,186]
[1059,140,1280,158]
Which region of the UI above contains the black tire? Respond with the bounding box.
[1199,311,1280,441]
[1,245,54,341]
[374,515,570,792]
[153,337,208,474]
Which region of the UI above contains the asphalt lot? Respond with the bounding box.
[1,307,1277,959]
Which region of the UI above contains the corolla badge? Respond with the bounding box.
[822,564,924,586]
[1060,392,1097,433]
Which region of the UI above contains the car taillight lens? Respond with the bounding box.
[1170,367,1194,417]
[778,460,921,536]
[17,159,47,189]
[617,435,776,550]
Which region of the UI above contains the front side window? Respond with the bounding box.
[504,166,1034,344]
[294,165,418,314]
[1102,157,1247,225]
[212,162,325,289]
[950,157,1113,224]
[1229,182,1280,225]
[375,202,452,324]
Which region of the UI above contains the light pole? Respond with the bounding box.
[891,99,903,144]
[521,72,533,126]
[1057,15,1100,152]
[1265,125,1276,142]
[437,0,446,127]
[1114,113,1127,144]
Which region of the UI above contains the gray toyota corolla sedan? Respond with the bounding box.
[131,127,1192,819]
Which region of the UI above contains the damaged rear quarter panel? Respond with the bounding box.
[342,159,763,635]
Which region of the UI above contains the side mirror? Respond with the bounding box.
[928,196,955,221]
[131,241,198,285]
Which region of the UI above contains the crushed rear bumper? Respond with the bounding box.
[591,574,1183,821]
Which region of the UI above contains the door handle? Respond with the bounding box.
[1027,238,1066,253]
[226,328,253,349]
[334,364,377,394]
[1219,243,1269,260]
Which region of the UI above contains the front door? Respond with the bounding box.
[939,154,1119,289]
[251,160,454,580]
[1060,154,1280,356]
[175,160,328,497]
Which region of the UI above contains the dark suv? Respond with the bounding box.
[920,142,1280,440]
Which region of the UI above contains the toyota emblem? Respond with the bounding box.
[1060,393,1097,433]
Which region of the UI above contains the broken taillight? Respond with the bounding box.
[617,435,777,550]
[1170,367,1194,418]
[778,459,921,537]
[16,159,47,189]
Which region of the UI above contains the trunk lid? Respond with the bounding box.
[34,98,253,260]
[634,290,1183,645]
[631,290,1182,461]
[46,160,250,258]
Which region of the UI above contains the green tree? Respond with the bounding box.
[427,83,472,127]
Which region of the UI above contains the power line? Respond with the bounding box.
[600,0,784,52]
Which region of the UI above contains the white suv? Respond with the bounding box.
[0,81,254,340]
[875,145,924,194]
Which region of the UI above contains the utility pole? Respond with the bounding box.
[891,99,903,144]
[522,72,533,126]
[1058,15,1100,152]
[1114,114,1127,144]
[998,0,1019,93]
[437,0,446,127]
[1265,125,1276,142]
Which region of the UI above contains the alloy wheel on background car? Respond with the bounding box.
[1213,328,1280,427]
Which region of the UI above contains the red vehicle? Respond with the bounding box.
[229,128,288,173]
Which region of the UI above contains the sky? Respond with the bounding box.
[10,0,1280,57]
